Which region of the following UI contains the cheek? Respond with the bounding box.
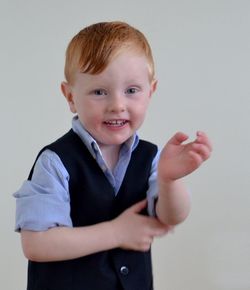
[134,100,150,116]
[82,110,103,127]
[76,100,97,119]
[130,105,148,126]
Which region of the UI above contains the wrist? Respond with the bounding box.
[109,218,122,249]
[158,178,181,191]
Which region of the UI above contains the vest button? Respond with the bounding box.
[120,266,129,275]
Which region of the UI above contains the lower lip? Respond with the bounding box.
[104,122,128,130]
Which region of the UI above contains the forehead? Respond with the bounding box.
[107,51,149,72]
[77,51,151,84]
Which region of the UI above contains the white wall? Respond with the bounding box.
[1,1,249,289]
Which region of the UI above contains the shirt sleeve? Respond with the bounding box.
[147,148,191,219]
[13,149,73,232]
[146,149,161,216]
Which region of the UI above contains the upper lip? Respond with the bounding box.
[104,119,128,124]
[104,118,128,122]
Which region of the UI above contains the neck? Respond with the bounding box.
[98,144,121,171]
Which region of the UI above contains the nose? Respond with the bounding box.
[108,93,126,113]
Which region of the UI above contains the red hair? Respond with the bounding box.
[64,21,155,84]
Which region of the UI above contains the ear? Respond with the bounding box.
[61,81,77,113]
[149,79,158,97]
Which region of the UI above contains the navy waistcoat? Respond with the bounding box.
[27,129,158,290]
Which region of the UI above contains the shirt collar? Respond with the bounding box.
[71,115,139,158]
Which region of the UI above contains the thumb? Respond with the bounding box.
[167,132,189,146]
[127,199,147,213]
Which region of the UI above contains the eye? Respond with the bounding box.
[125,87,138,94]
[93,89,107,96]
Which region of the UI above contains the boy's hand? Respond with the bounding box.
[112,199,170,252]
[158,131,212,183]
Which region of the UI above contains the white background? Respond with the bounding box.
[1,1,250,289]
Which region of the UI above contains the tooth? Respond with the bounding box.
[105,120,126,126]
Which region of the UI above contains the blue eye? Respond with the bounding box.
[94,89,107,96]
[126,87,138,94]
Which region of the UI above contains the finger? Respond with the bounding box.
[140,241,152,252]
[188,151,204,167]
[191,143,211,161]
[167,132,189,146]
[168,225,175,233]
[127,199,147,213]
[196,131,213,151]
[147,219,171,236]
[153,226,170,237]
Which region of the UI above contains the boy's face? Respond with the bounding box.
[62,51,157,148]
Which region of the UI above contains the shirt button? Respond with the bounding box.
[120,266,129,275]
[93,143,98,151]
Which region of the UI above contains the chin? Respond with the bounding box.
[104,136,131,146]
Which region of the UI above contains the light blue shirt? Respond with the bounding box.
[14,116,160,232]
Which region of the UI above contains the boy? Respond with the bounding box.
[14,21,212,290]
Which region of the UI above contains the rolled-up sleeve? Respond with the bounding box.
[14,150,72,232]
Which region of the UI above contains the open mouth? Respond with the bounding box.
[104,119,128,127]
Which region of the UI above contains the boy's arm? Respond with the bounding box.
[155,131,212,225]
[21,222,117,262]
[21,199,169,262]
